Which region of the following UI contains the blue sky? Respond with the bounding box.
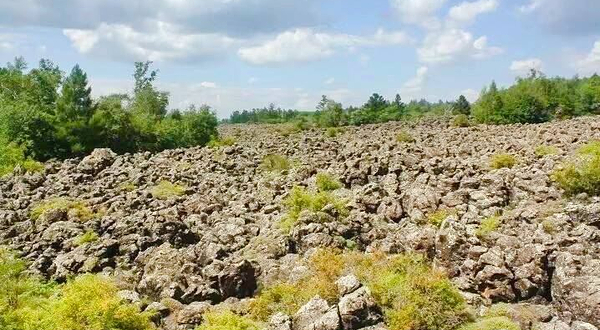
[0,0,599,118]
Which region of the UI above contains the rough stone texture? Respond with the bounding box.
[2,117,600,328]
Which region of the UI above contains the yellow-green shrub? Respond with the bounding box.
[427,209,452,227]
[260,154,291,173]
[197,310,260,330]
[553,141,600,196]
[150,181,186,200]
[30,198,94,222]
[208,136,236,148]
[315,172,342,192]
[476,216,501,238]
[74,231,99,246]
[280,186,348,232]
[534,145,558,157]
[396,131,415,143]
[452,114,470,127]
[458,316,520,330]
[490,154,517,169]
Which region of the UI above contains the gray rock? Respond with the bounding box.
[338,287,383,330]
[336,274,362,296]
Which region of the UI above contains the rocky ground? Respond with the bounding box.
[1,117,600,330]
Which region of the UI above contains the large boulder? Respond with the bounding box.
[77,148,117,175]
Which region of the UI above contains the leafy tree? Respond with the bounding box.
[453,95,471,115]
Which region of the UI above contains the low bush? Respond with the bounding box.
[552,141,600,196]
[197,310,260,330]
[250,250,470,330]
[427,209,452,227]
[208,136,236,148]
[452,114,470,127]
[0,142,44,177]
[476,216,501,238]
[30,198,94,222]
[280,186,348,232]
[315,172,343,192]
[490,153,517,169]
[534,145,559,157]
[325,127,345,138]
[119,182,136,192]
[396,131,415,143]
[150,181,186,200]
[260,154,291,173]
[458,316,520,330]
[74,231,99,246]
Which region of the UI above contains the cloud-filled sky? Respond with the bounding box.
[0,0,599,118]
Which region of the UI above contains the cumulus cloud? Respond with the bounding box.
[460,88,480,103]
[401,66,429,94]
[391,0,447,28]
[576,41,600,75]
[238,28,411,65]
[324,77,335,85]
[64,22,238,62]
[519,0,600,35]
[418,29,502,64]
[510,58,544,75]
[447,0,498,26]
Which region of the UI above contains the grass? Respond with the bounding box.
[475,216,501,238]
[489,153,517,169]
[552,141,600,196]
[534,145,559,157]
[0,248,155,330]
[249,250,470,330]
[197,310,260,330]
[74,231,99,246]
[30,198,95,222]
[280,186,348,232]
[426,209,453,227]
[325,127,345,138]
[119,182,136,192]
[457,317,520,330]
[396,131,416,143]
[541,219,557,234]
[208,136,236,148]
[150,181,186,200]
[452,114,470,127]
[315,172,343,192]
[260,154,291,173]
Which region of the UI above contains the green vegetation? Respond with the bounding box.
[208,136,236,148]
[119,181,136,192]
[0,58,218,174]
[476,216,501,238]
[250,250,470,330]
[325,127,344,137]
[74,231,99,246]
[553,141,600,196]
[452,114,470,127]
[396,131,415,143]
[197,310,260,330]
[458,317,520,330]
[0,248,155,330]
[150,181,186,200]
[315,172,343,192]
[535,145,559,157]
[490,153,517,169]
[473,72,600,124]
[280,186,348,232]
[260,154,291,173]
[31,198,94,222]
[427,209,452,227]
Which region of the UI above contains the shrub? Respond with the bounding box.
[476,216,501,238]
[541,219,557,234]
[197,310,260,330]
[534,145,559,157]
[452,114,470,127]
[427,209,452,227]
[208,136,236,148]
[249,283,306,321]
[325,127,344,138]
[30,198,94,222]
[396,131,415,143]
[315,172,342,192]
[260,154,291,173]
[552,142,600,196]
[457,317,520,330]
[490,153,517,169]
[150,181,186,200]
[74,231,99,246]
[119,182,136,192]
[0,142,44,177]
[280,186,348,232]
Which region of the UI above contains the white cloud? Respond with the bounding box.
[401,66,429,94]
[418,29,502,64]
[510,58,544,75]
[460,88,479,103]
[238,28,410,65]
[64,22,238,62]
[447,0,498,26]
[248,77,258,84]
[391,0,447,27]
[519,0,600,35]
[576,40,600,75]
[324,77,335,85]
[200,81,217,88]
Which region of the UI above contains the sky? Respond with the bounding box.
[0,0,599,118]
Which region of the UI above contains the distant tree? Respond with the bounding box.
[317,95,329,111]
[131,61,169,118]
[319,99,345,127]
[365,93,388,112]
[453,95,471,115]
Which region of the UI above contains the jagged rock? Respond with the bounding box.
[77,148,117,175]
[338,287,383,330]
[218,260,257,299]
[292,296,332,330]
[176,301,211,325]
[269,313,292,330]
[336,274,362,296]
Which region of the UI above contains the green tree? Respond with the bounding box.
[453,95,471,115]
